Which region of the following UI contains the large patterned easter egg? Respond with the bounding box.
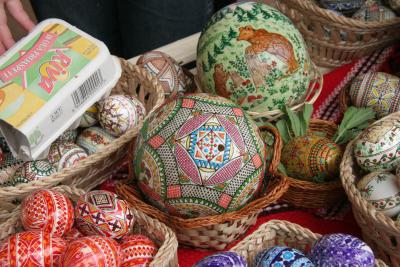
[75,190,134,239]
[8,160,56,186]
[310,234,375,267]
[354,118,400,172]
[76,126,116,154]
[120,234,158,267]
[281,134,343,182]
[79,104,99,128]
[48,143,88,171]
[350,72,400,119]
[98,95,146,137]
[0,231,67,267]
[358,171,400,217]
[197,2,312,113]
[62,236,120,267]
[21,189,74,236]
[134,94,266,218]
[255,246,314,267]
[194,251,247,267]
[137,51,193,97]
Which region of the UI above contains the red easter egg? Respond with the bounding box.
[63,227,84,243]
[21,189,74,237]
[120,234,158,267]
[0,231,67,267]
[75,190,134,239]
[62,236,120,267]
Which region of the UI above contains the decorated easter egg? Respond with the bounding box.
[134,94,266,218]
[310,234,375,266]
[352,1,397,21]
[318,0,364,15]
[194,251,247,267]
[62,236,120,267]
[120,234,158,267]
[63,227,84,242]
[8,160,56,186]
[79,104,99,128]
[75,190,134,239]
[137,50,193,97]
[55,129,78,144]
[0,231,67,266]
[349,72,400,119]
[76,126,116,154]
[98,95,146,137]
[21,189,74,236]
[281,134,343,182]
[255,246,314,267]
[48,143,88,171]
[196,2,312,113]
[354,118,400,171]
[358,171,400,217]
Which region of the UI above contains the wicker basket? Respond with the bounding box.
[281,119,347,209]
[341,111,400,267]
[117,126,289,250]
[275,0,400,67]
[0,185,179,267]
[230,219,388,266]
[0,58,165,204]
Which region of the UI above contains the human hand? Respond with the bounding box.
[0,0,35,54]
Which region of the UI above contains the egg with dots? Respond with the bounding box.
[120,234,158,267]
[75,190,134,239]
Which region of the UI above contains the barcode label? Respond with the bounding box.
[71,69,104,108]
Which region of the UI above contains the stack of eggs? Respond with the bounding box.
[0,189,159,266]
[194,234,375,266]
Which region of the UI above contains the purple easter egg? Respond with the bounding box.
[310,234,375,267]
[193,252,247,267]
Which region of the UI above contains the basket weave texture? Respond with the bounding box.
[276,0,400,67]
[341,111,400,267]
[230,219,388,266]
[117,126,289,250]
[0,185,179,267]
[0,59,165,204]
[280,119,347,209]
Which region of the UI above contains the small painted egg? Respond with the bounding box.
[62,236,120,267]
[79,104,99,128]
[63,227,84,242]
[310,233,375,267]
[0,231,67,266]
[349,72,400,119]
[193,251,247,267]
[55,129,78,144]
[48,142,88,171]
[21,189,74,236]
[8,160,56,186]
[197,2,312,113]
[255,246,314,267]
[75,190,134,239]
[98,95,146,137]
[318,0,364,15]
[76,126,116,154]
[354,118,400,172]
[120,234,158,267]
[352,2,397,21]
[137,50,192,97]
[281,134,343,182]
[357,171,400,217]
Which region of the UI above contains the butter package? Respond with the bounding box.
[0,19,121,160]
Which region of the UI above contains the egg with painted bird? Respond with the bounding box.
[353,117,400,172]
[193,251,247,267]
[358,171,400,217]
[196,1,312,113]
[255,246,314,267]
[281,134,343,182]
[310,234,375,267]
[349,72,400,119]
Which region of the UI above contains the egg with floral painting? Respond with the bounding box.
[77,126,116,154]
[55,129,78,144]
[197,1,312,113]
[120,234,158,267]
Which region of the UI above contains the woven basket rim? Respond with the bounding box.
[281,0,400,28]
[0,58,165,200]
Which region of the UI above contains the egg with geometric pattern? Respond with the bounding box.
[134,93,267,218]
[75,190,134,239]
[194,251,247,267]
[120,234,158,267]
[255,246,314,267]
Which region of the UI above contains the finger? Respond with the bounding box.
[0,2,14,49]
[6,0,35,31]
